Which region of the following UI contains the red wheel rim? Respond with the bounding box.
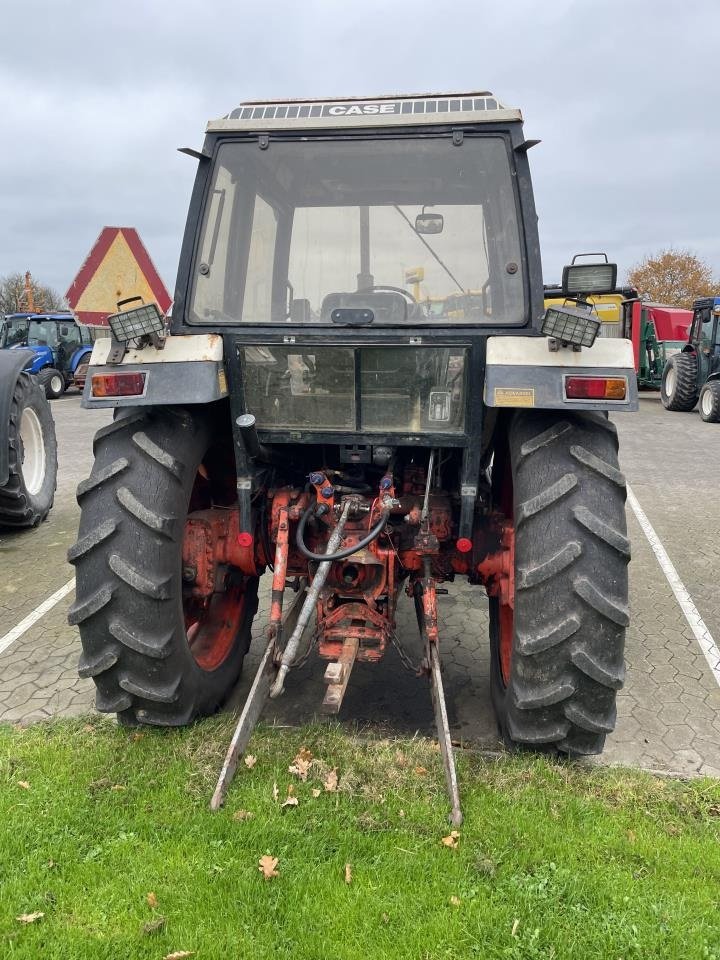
[185,585,246,671]
[182,466,247,672]
[498,600,514,687]
[497,445,515,688]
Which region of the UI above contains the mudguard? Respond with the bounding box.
[0,349,35,485]
[71,346,93,373]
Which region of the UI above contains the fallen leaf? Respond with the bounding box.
[281,796,299,809]
[398,809,405,818]
[258,854,279,879]
[414,766,428,776]
[132,732,145,742]
[142,916,166,935]
[110,784,126,792]
[381,913,390,924]
[511,918,520,937]
[17,781,30,790]
[344,863,352,884]
[287,783,295,796]
[16,912,44,924]
[82,723,94,732]
[441,831,460,849]
[311,788,321,798]
[163,952,194,960]
[146,892,158,909]
[627,830,637,844]
[272,782,279,802]
[324,769,338,793]
[296,746,313,763]
[449,895,461,907]
[288,757,311,781]
[244,754,257,769]
[233,809,253,822]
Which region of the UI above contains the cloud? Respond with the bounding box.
[0,0,717,298]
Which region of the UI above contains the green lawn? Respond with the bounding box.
[1,718,719,960]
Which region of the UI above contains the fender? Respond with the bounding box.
[82,334,227,408]
[484,335,639,412]
[0,349,36,485]
[70,346,93,374]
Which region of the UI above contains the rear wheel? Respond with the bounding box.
[698,381,720,422]
[68,406,259,725]
[37,367,65,399]
[0,372,57,527]
[490,410,629,756]
[661,353,698,411]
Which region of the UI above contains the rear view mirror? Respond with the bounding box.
[415,212,444,235]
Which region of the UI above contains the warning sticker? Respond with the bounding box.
[494,387,535,408]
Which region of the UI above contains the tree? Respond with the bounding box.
[627,249,715,309]
[0,272,65,315]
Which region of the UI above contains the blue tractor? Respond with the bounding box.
[0,312,95,399]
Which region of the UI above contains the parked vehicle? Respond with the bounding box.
[661,296,720,421]
[0,349,57,526]
[0,312,94,398]
[71,91,638,821]
[622,299,692,390]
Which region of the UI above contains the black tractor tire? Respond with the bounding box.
[698,380,720,423]
[661,353,698,411]
[490,410,630,756]
[68,407,259,726]
[0,372,57,528]
[37,367,65,400]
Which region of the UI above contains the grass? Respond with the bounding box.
[1,718,719,960]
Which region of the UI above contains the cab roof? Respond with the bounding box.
[207,91,522,133]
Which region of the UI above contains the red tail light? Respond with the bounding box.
[91,372,147,397]
[565,376,626,400]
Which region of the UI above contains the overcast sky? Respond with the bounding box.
[1,0,718,301]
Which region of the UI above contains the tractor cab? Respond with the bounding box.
[689,296,720,372]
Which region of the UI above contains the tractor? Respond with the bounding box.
[0,349,57,527]
[0,311,95,398]
[661,296,720,421]
[70,92,637,822]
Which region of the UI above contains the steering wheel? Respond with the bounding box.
[367,284,418,304]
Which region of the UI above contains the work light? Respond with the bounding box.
[108,303,165,343]
[562,262,617,295]
[541,305,601,348]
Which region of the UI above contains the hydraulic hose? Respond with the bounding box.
[296,502,389,562]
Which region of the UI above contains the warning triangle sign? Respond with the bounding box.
[66,227,172,325]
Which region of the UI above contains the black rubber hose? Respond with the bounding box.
[296,503,389,562]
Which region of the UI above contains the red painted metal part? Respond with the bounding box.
[185,584,248,671]
[268,503,290,643]
[474,519,515,686]
[182,509,259,596]
[316,601,392,662]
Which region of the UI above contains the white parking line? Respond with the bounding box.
[0,578,75,657]
[627,483,720,689]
